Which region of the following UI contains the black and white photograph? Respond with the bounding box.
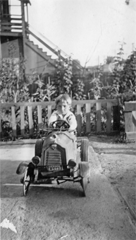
[0,0,136,239]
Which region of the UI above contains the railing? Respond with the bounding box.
[0,15,22,32]
[0,99,120,139]
[26,26,70,62]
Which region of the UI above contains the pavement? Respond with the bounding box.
[0,141,136,240]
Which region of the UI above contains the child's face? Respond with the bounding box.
[57,100,70,115]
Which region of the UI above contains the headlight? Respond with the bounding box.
[32,156,40,165]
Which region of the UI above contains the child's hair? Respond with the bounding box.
[55,94,72,106]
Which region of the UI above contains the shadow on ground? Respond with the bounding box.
[0,160,84,199]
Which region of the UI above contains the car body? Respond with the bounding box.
[16,120,90,197]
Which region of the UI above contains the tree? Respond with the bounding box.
[120,50,136,97]
[72,78,86,100]
[30,73,56,101]
[107,45,136,101]
[89,65,103,99]
[0,40,31,103]
[71,59,86,100]
[0,57,29,103]
[103,43,125,99]
[52,51,73,98]
[63,57,73,94]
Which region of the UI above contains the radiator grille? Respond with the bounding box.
[44,149,62,170]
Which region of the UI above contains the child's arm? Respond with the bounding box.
[67,113,77,131]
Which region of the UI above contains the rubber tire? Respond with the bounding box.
[80,139,90,197]
[35,139,43,157]
[80,177,88,197]
[81,139,89,162]
[23,182,29,196]
[23,168,30,196]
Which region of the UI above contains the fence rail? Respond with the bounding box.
[0,99,120,139]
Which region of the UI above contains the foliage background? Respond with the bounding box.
[0,44,136,140]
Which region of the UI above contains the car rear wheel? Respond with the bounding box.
[80,139,90,196]
[80,177,88,197]
[81,139,89,162]
[35,139,43,157]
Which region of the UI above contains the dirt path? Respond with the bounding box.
[0,142,136,240]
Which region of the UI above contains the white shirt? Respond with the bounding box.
[48,110,77,130]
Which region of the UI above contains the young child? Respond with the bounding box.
[19,94,77,184]
[48,94,77,132]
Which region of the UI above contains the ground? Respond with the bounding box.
[89,135,136,222]
[0,136,136,240]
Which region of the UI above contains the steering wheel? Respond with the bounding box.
[51,120,70,131]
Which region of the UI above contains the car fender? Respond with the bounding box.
[79,162,91,178]
[16,161,29,175]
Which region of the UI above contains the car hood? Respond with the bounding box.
[42,131,77,161]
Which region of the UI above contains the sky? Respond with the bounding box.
[27,0,136,66]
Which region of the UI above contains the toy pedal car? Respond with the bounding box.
[16,120,90,197]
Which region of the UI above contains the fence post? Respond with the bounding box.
[48,105,52,119]
[0,117,2,137]
[96,102,101,132]
[28,106,33,136]
[106,102,112,133]
[113,105,120,131]
[76,104,82,136]
[20,106,25,137]
[11,106,16,138]
[86,103,91,134]
[0,108,2,139]
[37,105,42,129]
